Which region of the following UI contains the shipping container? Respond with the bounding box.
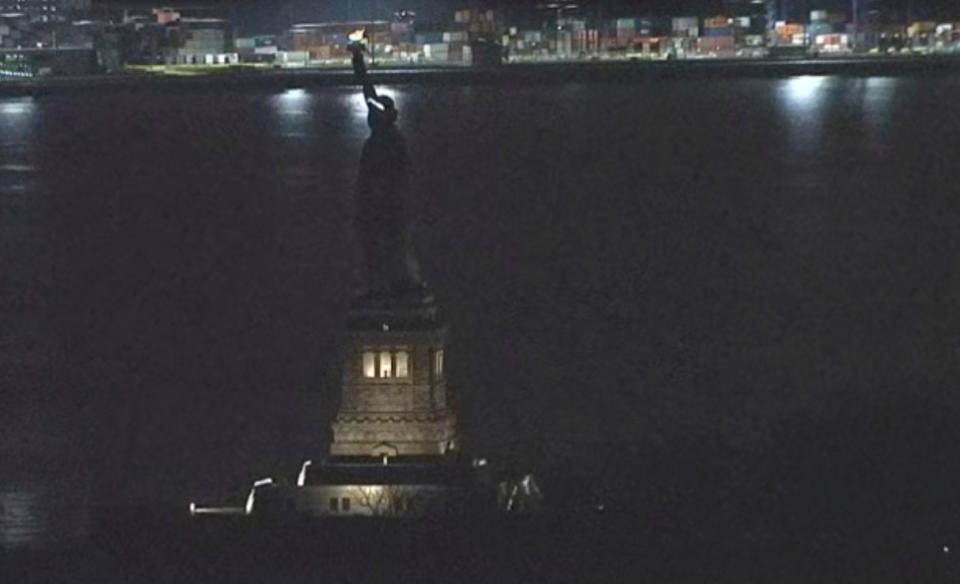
[278,51,309,63]
[807,22,834,37]
[704,27,734,37]
[697,35,735,52]
[443,31,468,42]
[559,18,586,32]
[672,16,698,31]
[775,23,805,36]
[423,43,447,58]
[815,33,848,46]
[576,29,600,51]
[703,16,731,29]
[634,17,670,35]
[415,32,444,44]
[907,21,937,36]
[424,43,454,60]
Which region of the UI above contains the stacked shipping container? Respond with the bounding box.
[700,15,737,53]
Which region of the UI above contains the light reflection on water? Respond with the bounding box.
[1,489,47,549]
[0,97,35,117]
[782,75,829,107]
[0,488,90,550]
[271,88,316,139]
[778,76,830,153]
[0,97,38,177]
[273,87,311,115]
[0,97,37,145]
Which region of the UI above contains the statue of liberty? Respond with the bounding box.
[349,33,423,300]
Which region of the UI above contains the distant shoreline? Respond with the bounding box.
[2,56,960,96]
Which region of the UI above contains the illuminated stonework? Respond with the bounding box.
[330,292,458,457]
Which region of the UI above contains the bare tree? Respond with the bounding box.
[350,485,420,517]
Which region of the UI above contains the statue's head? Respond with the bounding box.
[367,95,398,131]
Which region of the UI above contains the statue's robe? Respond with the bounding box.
[354,123,421,295]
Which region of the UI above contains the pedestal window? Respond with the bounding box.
[362,349,411,379]
[379,351,392,378]
[395,351,409,378]
[363,352,376,378]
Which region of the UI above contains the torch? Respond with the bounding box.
[348,28,368,76]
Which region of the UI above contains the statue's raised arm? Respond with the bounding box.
[349,32,386,116]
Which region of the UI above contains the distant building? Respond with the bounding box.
[847,20,906,51]
[0,45,96,75]
[0,11,69,49]
[285,8,503,67]
[0,0,90,22]
[235,34,277,62]
[286,20,413,63]
[165,17,235,65]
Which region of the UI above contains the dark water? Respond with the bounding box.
[2,76,960,578]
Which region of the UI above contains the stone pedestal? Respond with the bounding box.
[330,286,458,457]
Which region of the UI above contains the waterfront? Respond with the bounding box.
[1,73,959,579]
[4,56,960,96]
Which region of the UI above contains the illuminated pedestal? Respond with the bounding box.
[235,287,538,519]
[330,288,458,457]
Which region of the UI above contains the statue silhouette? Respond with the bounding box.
[351,42,423,299]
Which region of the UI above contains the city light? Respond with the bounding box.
[297,460,312,487]
[1,1,960,76]
[0,164,36,173]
